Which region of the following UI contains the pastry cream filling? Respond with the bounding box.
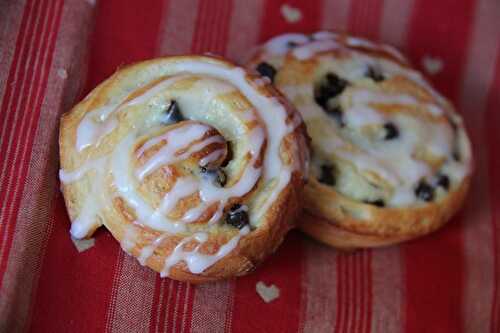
[60,58,304,275]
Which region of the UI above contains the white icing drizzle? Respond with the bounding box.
[59,157,105,183]
[257,33,471,207]
[138,233,168,266]
[69,196,102,239]
[199,149,225,167]
[149,177,198,221]
[161,226,250,277]
[264,33,310,55]
[76,75,188,152]
[121,224,138,254]
[263,31,407,63]
[293,39,340,60]
[60,158,107,239]
[112,134,189,233]
[65,58,301,275]
[135,123,218,180]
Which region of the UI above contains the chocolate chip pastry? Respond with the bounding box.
[247,32,473,249]
[59,56,309,282]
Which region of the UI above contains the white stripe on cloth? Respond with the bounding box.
[379,0,415,50]
[320,0,351,31]
[371,248,404,333]
[191,282,235,333]
[106,254,157,333]
[157,0,200,56]
[300,240,339,333]
[0,0,93,330]
[459,0,500,332]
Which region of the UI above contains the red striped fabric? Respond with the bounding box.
[486,48,500,333]
[0,1,499,332]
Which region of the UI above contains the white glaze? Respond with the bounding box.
[256,33,472,206]
[161,226,250,277]
[76,75,188,152]
[135,123,213,180]
[111,134,187,233]
[293,39,340,60]
[59,158,106,183]
[199,149,225,167]
[67,58,301,275]
[264,33,310,56]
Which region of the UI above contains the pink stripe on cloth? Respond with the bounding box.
[0,0,45,235]
[0,0,92,329]
[226,0,265,62]
[0,0,62,282]
[486,48,500,333]
[191,0,233,55]
[459,1,500,332]
[0,0,27,106]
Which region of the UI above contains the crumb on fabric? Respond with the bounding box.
[422,55,443,75]
[256,281,280,303]
[71,237,95,253]
[280,4,302,23]
[57,68,68,79]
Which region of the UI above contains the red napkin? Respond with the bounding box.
[1,0,499,332]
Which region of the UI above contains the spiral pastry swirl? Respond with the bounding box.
[59,56,308,282]
[248,32,473,248]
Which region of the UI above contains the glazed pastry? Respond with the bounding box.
[59,56,308,282]
[247,32,472,249]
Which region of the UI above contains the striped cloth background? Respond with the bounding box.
[0,0,499,332]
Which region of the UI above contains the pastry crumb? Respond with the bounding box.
[71,237,95,253]
[422,55,443,75]
[57,68,68,79]
[256,281,280,303]
[280,4,302,23]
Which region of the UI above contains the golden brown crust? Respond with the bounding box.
[59,55,309,283]
[299,175,470,249]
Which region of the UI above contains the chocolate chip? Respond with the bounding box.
[225,204,249,229]
[162,100,184,124]
[326,106,345,127]
[452,151,461,162]
[384,122,399,140]
[287,41,299,48]
[366,66,385,82]
[363,199,386,207]
[200,166,227,187]
[314,73,349,109]
[415,181,435,202]
[256,62,277,83]
[436,174,450,190]
[318,164,336,186]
